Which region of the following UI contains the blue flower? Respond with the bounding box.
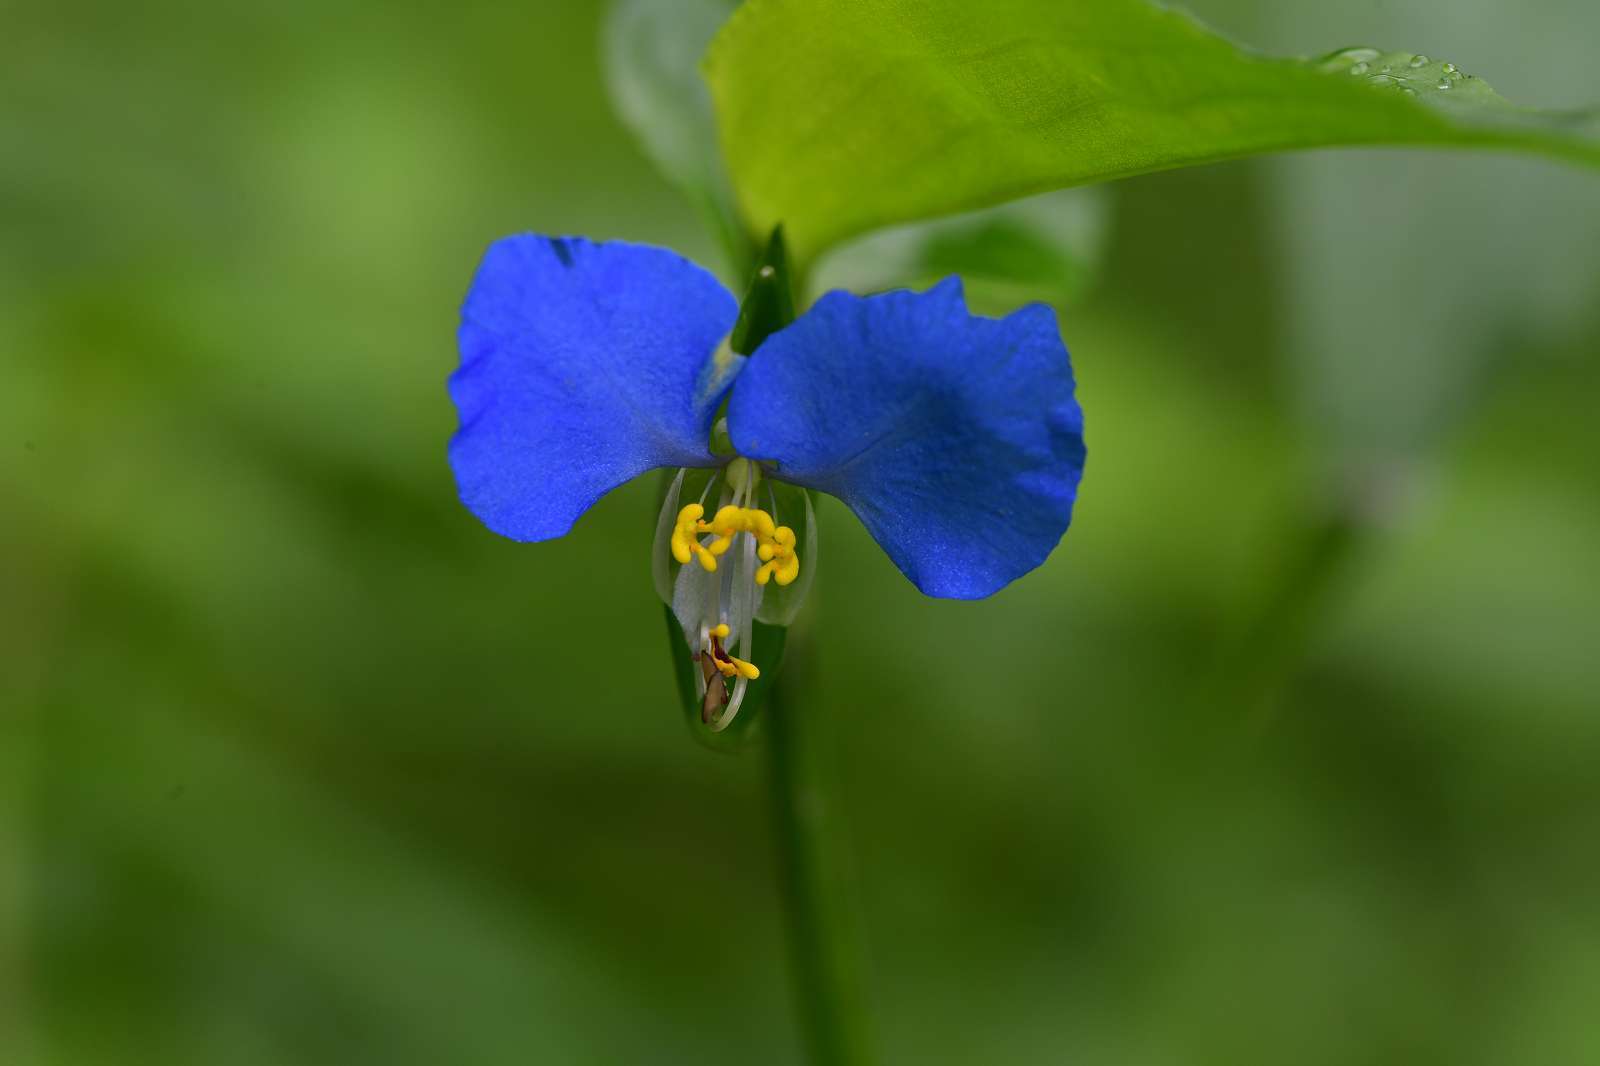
[450,235,1085,726]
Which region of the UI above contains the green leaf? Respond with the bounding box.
[603,0,751,271]
[705,0,1600,264]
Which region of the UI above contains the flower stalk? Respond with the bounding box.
[735,231,873,1064]
[766,634,875,1066]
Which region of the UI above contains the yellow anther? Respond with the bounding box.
[709,504,743,532]
[717,654,760,680]
[755,525,799,586]
[670,502,723,571]
[670,503,703,564]
[774,555,800,586]
[668,501,793,582]
[702,504,744,557]
[703,622,759,681]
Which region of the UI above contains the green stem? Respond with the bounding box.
[765,635,874,1066]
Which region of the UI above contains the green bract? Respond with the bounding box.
[706,0,1600,264]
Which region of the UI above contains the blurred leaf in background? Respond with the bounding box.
[604,0,747,273]
[5,0,1600,1064]
[811,187,1111,312]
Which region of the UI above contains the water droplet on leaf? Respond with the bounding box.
[1318,46,1382,74]
[1410,54,1429,68]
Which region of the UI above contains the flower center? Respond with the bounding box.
[668,459,801,587]
[656,457,805,731]
[669,502,799,586]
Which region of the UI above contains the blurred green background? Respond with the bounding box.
[5,0,1600,1063]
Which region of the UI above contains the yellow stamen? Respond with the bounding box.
[705,622,760,681]
[709,504,743,532]
[670,503,701,564]
[670,502,723,571]
[719,654,760,680]
[755,525,799,586]
[667,499,799,587]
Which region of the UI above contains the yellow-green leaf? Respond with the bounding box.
[705,0,1600,264]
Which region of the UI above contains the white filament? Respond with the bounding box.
[714,527,761,732]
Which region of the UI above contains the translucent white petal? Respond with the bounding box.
[713,529,762,732]
[754,489,817,626]
[671,553,716,646]
[651,468,688,605]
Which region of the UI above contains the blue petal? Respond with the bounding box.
[450,235,739,541]
[727,279,1085,599]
